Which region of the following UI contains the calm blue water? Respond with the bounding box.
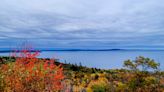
[0,50,164,70]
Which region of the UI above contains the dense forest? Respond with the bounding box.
[0,50,164,92]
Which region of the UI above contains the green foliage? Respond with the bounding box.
[123,56,162,91]
[91,84,106,92]
[124,56,160,71]
[0,56,164,92]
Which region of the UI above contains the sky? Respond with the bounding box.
[0,0,164,49]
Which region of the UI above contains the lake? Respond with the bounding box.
[0,50,164,70]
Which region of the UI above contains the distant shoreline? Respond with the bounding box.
[1,49,164,53]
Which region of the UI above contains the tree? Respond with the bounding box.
[124,56,160,72]
[123,56,160,91]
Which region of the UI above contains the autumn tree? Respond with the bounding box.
[124,56,160,72]
[123,56,160,91]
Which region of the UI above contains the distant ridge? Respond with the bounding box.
[0,48,164,52]
[0,50,40,53]
[36,48,164,51]
[0,48,124,52]
[40,48,123,51]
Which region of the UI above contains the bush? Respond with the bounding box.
[0,49,64,92]
[91,84,106,92]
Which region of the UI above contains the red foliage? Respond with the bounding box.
[0,49,64,91]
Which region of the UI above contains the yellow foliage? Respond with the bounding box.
[86,87,93,92]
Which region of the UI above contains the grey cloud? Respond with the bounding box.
[0,0,164,48]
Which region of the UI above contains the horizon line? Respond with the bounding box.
[1,48,164,52]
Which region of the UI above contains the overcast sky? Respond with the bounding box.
[0,0,164,49]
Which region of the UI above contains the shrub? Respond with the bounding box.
[0,49,64,92]
[91,84,106,92]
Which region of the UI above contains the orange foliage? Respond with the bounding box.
[0,49,64,92]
